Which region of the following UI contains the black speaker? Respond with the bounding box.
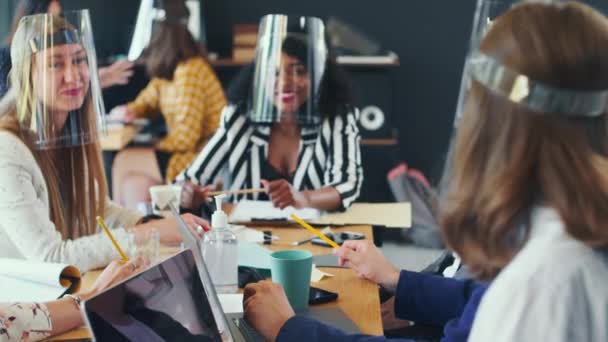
[346,65,398,140]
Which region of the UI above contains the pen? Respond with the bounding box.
[291,227,332,246]
[290,214,340,248]
[96,216,129,261]
[291,236,316,246]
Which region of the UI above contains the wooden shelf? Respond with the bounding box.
[361,137,399,146]
[209,58,249,67]
[208,56,400,68]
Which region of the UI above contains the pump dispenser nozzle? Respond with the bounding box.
[212,194,228,228]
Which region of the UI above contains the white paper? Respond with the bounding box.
[311,265,334,283]
[0,275,68,302]
[218,294,244,314]
[229,200,320,223]
[0,258,80,302]
[237,242,271,270]
[231,225,278,243]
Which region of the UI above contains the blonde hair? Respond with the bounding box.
[440,2,608,280]
[0,14,107,239]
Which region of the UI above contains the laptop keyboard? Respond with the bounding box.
[234,318,264,341]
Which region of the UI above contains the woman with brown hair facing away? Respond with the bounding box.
[110,0,226,209]
[446,1,608,340]
[241,1,608,341]
[0,10,208,272]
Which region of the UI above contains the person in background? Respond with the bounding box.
[0,0,134,98]
[0,257,148,342]
[177,15,362,212]
[109,0,226,209]
[243,2,608,341]
[0,11,208,272]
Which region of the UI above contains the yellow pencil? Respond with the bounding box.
[290,214,340,249]
[208,188,266,197]
[96,216,129,261]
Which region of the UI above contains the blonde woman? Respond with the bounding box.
[0,10,208,272]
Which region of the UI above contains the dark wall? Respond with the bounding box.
[0,0,19,42]
[61,0,140,59]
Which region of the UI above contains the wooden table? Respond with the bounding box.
[51,224,382,340]
[100,125,139,151]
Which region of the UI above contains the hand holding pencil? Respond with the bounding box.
[179,179,309,210]
[97,216,129,261]
[332,240,401,291]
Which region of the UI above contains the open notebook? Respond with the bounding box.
[229,200,320,223]
[0,258,81,303]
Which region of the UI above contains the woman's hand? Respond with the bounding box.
[262,179,310,209]
[134,213,210,245]
[243,281,295,342]
[180,181,211,210]
[99,59,134,88]
[81,257,148,301]
[333,240,400,291]
[108,105,136,123]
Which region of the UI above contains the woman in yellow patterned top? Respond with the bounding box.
[110,1,226,208]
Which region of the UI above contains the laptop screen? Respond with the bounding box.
[84,250,222,342]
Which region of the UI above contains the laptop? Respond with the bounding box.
[167,203,361,340]
[82,249,224,341]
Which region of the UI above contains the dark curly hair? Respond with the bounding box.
[227,37,353,120]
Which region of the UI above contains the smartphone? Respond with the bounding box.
[311,231,366,247]
[309,286,338,305]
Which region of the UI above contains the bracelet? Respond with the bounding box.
[62,293,82,310]
[137,214,164,224]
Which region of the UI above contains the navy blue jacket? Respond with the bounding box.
[277,270,487,342]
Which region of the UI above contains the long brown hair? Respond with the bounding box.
[142,21,205,80]
[441,2,608,280]
[0,14,107,240]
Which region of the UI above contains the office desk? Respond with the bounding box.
[100,125,140,151]
[51,224,382,340]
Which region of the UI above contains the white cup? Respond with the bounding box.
[149,185,182,217]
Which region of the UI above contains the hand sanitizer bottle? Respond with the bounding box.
[201,194,238,293]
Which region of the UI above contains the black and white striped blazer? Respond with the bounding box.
[176,104,363,208]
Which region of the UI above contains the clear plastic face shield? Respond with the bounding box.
[10,10,106,149]
[249,15,328,126]
[128,0,195,61]
[456,0,608,122]
[439,0,608,198]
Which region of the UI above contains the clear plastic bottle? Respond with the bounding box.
[201,194,238,293]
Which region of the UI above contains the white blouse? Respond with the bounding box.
[469,207,608,341]
[0,131,142,272]
[0,302,51,341]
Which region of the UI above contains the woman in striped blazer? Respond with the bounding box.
[177,15,362,211]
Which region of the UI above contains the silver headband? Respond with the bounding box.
[469,53,608,117]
